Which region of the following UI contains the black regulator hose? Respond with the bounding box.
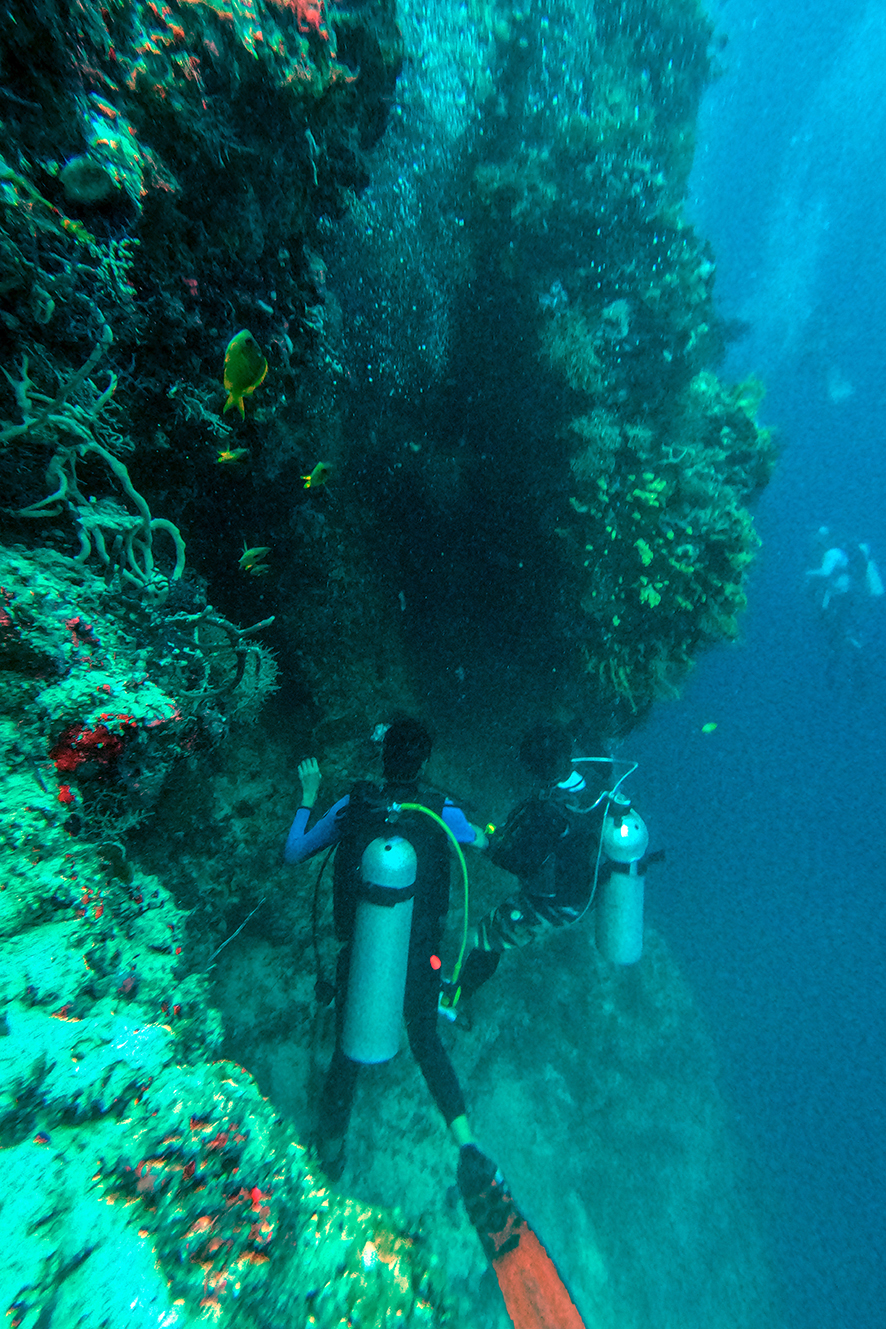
[312,845,336,1005]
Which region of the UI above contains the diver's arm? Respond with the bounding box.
[298,756,321,808]
[442,801,489,849]
[284,793,350,864]
[807,547,849,578]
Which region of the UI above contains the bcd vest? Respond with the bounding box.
[332,781,450,941]
[487,788,602,905]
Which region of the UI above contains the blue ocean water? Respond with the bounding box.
[633,3,886,1327]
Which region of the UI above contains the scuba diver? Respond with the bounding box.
[283,717,487,1181]
[806,528,884,689]
[448,722,650,1011]
[287,719,593,1328]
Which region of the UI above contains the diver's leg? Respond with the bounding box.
[457,890,551,1001]
[315,946,359,1178]
[456,944,502,1000]
[404,916,468,1132]
[318,1047,358,1146]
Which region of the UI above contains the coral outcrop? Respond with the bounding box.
[0,554,454,1325]
[329,0,776,729]
[0,542,278,838]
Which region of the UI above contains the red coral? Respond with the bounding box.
[50,722,127,772]
[270,0,329,40]
[0,589,18,647]
[65,615,100,649]
[297,0,328,37]
[249,1185,271,1211]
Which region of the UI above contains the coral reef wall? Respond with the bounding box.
[1,0,775,736]
[329,0,776,732]
[0,1,781,1326]
[0,553,453,1324]
[1,0,409,741]
[0,3,456,1325]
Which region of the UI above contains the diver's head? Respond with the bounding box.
[519,723,573,785]
[382,718,433,782]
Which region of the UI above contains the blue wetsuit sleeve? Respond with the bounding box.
[442,800,477,843]
[284,794,350,864]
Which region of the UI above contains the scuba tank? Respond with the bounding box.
[595,791,649,965]
[342,835,416,1064]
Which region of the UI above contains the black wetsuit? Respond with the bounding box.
[458,771,606,1000]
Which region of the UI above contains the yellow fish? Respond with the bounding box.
[301,460,334,490]
[223,330,268,418]
[701,722,718,734]
[217,447,249,465]
[238,543,271,575]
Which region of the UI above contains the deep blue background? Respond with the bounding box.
[632,3,885,1327]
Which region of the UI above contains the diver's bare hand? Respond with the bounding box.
[468,823,489,850]
[298,757,322,808]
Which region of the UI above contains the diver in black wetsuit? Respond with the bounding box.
[452,723,613,1005]
[284,718,486,1180]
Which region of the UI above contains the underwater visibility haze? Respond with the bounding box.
[643,4,886,1328]
[0,0,881,1326]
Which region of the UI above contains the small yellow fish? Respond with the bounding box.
[223,330,268,418]
[701,722,718,734]
[217,447,249,465]
[239,543,271,575]
[301,460,334,490]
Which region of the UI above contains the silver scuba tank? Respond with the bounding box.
[342,835,416,1063]
[595,793,649,965]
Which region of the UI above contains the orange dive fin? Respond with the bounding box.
[458,1144,587,1329]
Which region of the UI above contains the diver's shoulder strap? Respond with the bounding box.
[348,778,386,809]
[411,785,447,816]
[332,781,389,939]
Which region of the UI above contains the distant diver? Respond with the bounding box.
[806,528,884,687]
